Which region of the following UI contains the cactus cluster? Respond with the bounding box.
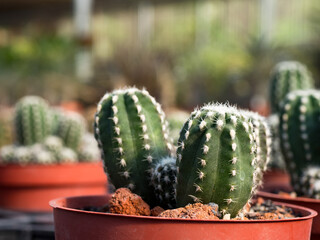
[94,87,174,206]
[14,96,52,145]
[0,96,101,165]
[95,87,270,215]
[269,61,314,114]
[175,104,270,217]
[279,89,320,193]
[54,111,86,151]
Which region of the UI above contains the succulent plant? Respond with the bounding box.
[77,133,100,162]
[175,103,269,217]
[14,96,52,145]
[266,115,286,170]
[166,110,190,144]
[94,87,173,206]
[269,61,314,113]
[279,89,320,193]
[0,145,16,164]
[55,147,78,163]
[151,156,177,209]
[299,166,320,199]
[55,111,86,151]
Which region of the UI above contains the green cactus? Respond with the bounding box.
[279,89,320,192]
[240,110,272,188]
[299,166,320,199]
[266,115,286,170]
[77,133,100,162]
[0,145,16,164]
[151,156,177,209]
[94,87,173,206]
[269,61,314,113]
[176,103,266,217]
[14,96,52,145]
[55,111,86,151]
[166,110,190,144]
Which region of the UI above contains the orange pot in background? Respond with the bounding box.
[0,162,107,212]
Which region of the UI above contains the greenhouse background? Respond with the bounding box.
[0,0,319,134]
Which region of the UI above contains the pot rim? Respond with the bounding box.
[50,194,317,223]
[258,191,320,203]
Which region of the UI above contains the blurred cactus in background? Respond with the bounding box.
[266,114,286,170]
[0,96,100,165]
[166,109,189,144]
[14,96,52,145]
[279,89,320,197]
[269,61,314,114]
[54,111,86,151]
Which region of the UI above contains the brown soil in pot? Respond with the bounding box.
[82,188,297,220]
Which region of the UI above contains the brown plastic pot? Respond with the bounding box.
[50,195,317,240]
[0,162,107,212]
[261,169,292,192]
[258,191,320,240]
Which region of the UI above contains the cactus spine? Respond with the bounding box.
[279,89,320,192]
[94,87,173,206]
[176,104,266,217]
[269,61,314,113]
[14,96,52,145]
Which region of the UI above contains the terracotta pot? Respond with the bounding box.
[258,191,320,240]
[0,162,107,212]
[50,195,317,240]
[261,169,292,192]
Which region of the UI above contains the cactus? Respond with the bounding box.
[14,96,52,145]
[77,133,100,162]
[30,144,56,164]
[240,110,272,188]
[151,156,177,209]
[166,110,190,144]
[94,87,173,206]
[269,61,314,113]
[0,145,16,164]
[279,89,320,193]
[175,103,267,217]
[55,147,78,163]
[266,115,286,170]
[55,111,86,151]
[299,166,320,199]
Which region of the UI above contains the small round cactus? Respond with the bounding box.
[0,145,16,164]
[176,103,267,217]
[77,133,100,162]
[55,111,86,151]
[55,147,78,163]
[300,166,320,199]
[279,89,320,192]
[94,87,173,206]
[14,96,52,145]
[269,61,314,113]
[151,156,177,209]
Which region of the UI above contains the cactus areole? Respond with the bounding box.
[176,104,265,217]
[94,88,173,206]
